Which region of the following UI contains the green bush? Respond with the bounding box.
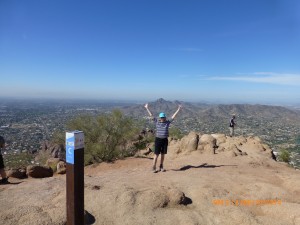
[169,127,184,140]
[51,130,65,146]
[278,149,291,163]
[4,152,34,169]
[65,110,141,165]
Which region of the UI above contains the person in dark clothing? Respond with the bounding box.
[144,103,182,173]
[0,136,8,184]
[229,114,236,137]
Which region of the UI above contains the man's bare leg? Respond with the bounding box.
[160,154,166,172]
[152,154,159,172]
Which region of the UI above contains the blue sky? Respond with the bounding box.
[0,0,300,104]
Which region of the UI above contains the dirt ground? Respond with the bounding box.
[1,147,300,225]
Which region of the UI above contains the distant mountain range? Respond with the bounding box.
[121,98,300,124]
[121,98,201,118]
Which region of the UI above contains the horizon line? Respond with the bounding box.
[0,96,299,107]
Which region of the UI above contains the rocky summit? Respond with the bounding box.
[1,133,300,225]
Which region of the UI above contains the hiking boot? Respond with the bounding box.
[152,166,158,173]
[0,178,9,184]
[160,165,166,172]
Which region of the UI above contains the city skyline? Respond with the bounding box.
[1,0,300,104]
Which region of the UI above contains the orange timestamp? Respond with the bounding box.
[212,199,282,206]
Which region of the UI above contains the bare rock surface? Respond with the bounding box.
[1,134,300,225]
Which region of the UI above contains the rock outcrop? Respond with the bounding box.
[26,165,53,178]
[1,132,300,225]
[179,131,199,153]
[198,134,217,154]
[151,132,275,160]
[36,141,65,160]
[7,168,27,179]
[56,161,67,174]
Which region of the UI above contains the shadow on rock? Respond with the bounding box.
[0,181,23,185]
[85,210,96,225]
[182,196,193,206]
[174,163,237,171]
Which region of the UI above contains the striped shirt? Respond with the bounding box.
[153,118,174,138]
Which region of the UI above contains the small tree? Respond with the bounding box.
[66,110,141,165]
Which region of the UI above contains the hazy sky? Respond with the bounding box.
[0,0,300,104]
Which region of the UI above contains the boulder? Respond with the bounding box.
[198,134,217,154]
[211,133,227,146]
[222,144,248,157]
[168,139,181,155]
[7,168,27,179]
[26,165,53,178]
[45,158,61,173]
[134,142,155,158]
[166,187,187,206]
[57,161,67,175]
[134,186,189,210]
[180,132,199,153]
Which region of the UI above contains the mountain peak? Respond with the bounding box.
[156,98,167,103]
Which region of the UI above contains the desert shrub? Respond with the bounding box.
[4,152,34,169]
[46,161,58,173]
[169,127,184,140]
[278,149,291,163]
[65,110,141,165]
[36,149,51,166]
[51,130,65,146]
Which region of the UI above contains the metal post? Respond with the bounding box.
[66,131,85,225]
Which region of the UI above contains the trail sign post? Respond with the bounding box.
[66,131,85,225]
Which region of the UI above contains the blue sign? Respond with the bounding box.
[66,131,84,164]
[66,133,75,164]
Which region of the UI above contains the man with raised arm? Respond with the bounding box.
[144,103,182,173]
